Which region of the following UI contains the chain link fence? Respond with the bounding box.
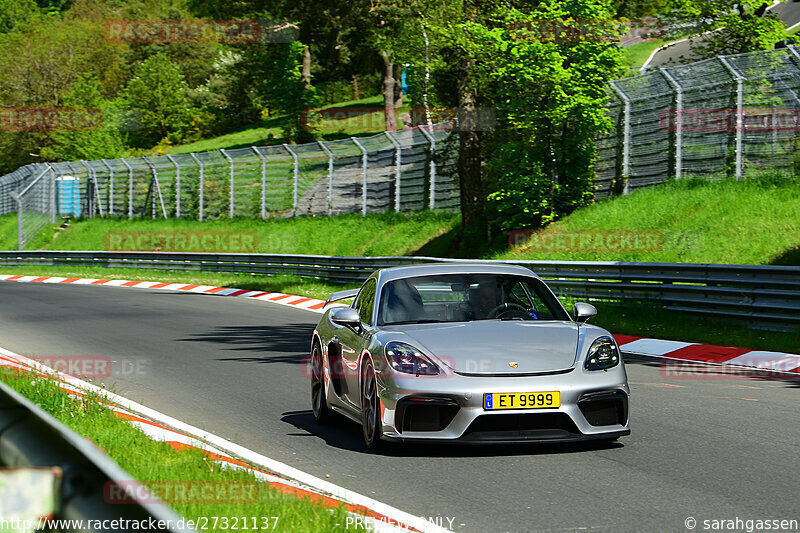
[0,125,458,249]
[4,47,800,248]
[596,46,800,197]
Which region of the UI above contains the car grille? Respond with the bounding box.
[578,391,628,426]
[461,412,580,442]
[397,398,460,433]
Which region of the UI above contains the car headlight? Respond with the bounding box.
[584,336,620,371]
[385,342,439,375]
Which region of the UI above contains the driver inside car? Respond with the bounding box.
[469,281,502,320]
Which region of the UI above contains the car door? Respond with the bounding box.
[337,279,376,407]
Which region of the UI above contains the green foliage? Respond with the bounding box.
[121,53,194,147]
[39,73,126,161]
[664,0,787,57]
[0,0,37,33]
[460,0,626,231]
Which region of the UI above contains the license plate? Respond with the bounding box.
[483,391,560,410]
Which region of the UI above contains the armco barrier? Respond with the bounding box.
[0,251,798,328]
[0,379,190,532]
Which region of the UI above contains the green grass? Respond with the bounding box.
[498,175,800,265]
[622,38,666,69]
[0,367,351,532]
[0,213,16,250]
[0,211,461,256]
[164,95,388,155]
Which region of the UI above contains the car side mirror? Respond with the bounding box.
[331,307,362,330]
[574,302,597,324]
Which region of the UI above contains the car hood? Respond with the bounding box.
[391,321,579,375]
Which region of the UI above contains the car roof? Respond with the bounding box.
[376,262,537,284]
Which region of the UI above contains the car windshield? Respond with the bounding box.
[378,273,570,326]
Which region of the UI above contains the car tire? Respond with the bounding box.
[361,358,384,451]
[311,343,333,425]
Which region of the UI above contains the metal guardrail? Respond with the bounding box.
[0,379,191,532]
[0,251,798,329]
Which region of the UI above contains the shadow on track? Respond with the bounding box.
[281,409,624,458]
[177,323,315,363]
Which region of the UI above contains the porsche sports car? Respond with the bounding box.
[310,263,630,449]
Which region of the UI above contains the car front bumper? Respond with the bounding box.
[375,364,630,443]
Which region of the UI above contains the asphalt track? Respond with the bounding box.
[1,282,798,532]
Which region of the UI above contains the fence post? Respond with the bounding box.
[251,147,267,219]
[720,56,744,180]
[351,137,368,216]
[80,161,104,218]
[167,155,181,218]
[11,190,21,251]
[120,158,133,219]
[189,153,204,221]
[101,159,114,215]
[418,126,437,209]
[610,81,631,194]
[46,164,56,224]
[284,144,299,217]
[143,157,167,219]
[660,68,683,180]
[384,131,401,212]
[221,149,235,218]
[317,141,334,216]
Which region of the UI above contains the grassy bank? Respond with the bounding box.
[0,366,351,532]
[499,176,800,265]
[0,211,460,257]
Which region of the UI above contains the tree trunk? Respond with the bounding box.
[352,74,360,100]
[457,60,486,238]
[302,46,312,89]
[394,63,403,108]
[381,50,397,132]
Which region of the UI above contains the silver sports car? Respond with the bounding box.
[310,263,630,449]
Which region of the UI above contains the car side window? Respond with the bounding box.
[354,279,377,325]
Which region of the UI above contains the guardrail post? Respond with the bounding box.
[252,147,267,219]
[318,141,334,216]
[221,149,235,218]
[418,126,437,209]
[720,56,745,180]
[284,144,300,217]
[101,159,114,215]
[610,81,631,194]
[190,153,204,221]
[120,158,134,219]
[166,155,181,218]
[351,137,369,216]
[384,131,401,212]
[660,68,683,180]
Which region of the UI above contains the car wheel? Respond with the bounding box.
[311,343,333,424]
[361,359,383,451]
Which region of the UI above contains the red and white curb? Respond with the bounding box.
[614,335,800,376]
[0,274,344,314]
[0,347,449,533]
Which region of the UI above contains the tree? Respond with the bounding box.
[664,0,786,58]
[121,53,194,147]
[0,0,37,33]
[40,73,126,161]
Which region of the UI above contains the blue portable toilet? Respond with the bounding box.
[56,176,81,217]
